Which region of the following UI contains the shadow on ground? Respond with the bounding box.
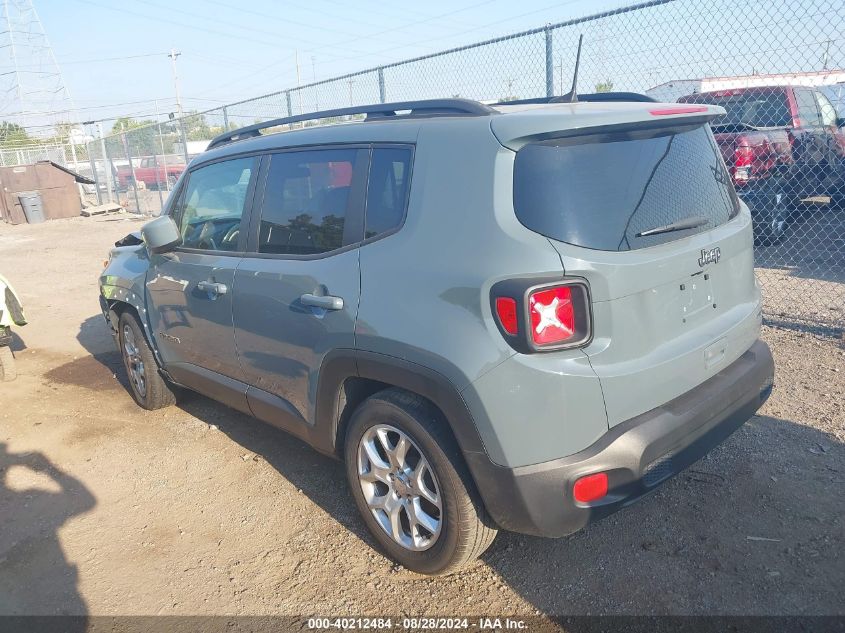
[0,443,95,624]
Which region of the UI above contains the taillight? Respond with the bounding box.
[529,286,575,346]
[734,138,754,183]
[734,144,754,167]
[494,297,518,336]
[491,280,591,352]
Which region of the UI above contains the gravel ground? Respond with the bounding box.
[0,215,842,618]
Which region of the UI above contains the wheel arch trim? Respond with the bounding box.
[314,349,490,460]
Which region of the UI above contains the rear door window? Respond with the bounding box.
[257,148,364,255]
[365,147,412,239]
[513,125,739,252]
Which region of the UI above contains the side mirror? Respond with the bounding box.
[141,216,181,254]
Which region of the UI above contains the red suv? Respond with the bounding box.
[679,86,845,243]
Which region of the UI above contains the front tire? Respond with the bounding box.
[118,311,175,410]
[344,388,497,575]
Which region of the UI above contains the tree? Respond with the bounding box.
[109,116,158,134]
[109,117,162,157]
[0,121,33,147]
[595,79,614,93]
[181,111,214,141]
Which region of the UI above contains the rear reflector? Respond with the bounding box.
[495,296,519,335]
[573,472,608,503]
[529,286,575,346]
[649,105,708,116]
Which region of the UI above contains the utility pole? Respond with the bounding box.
[168,49,183,118]
[347,78,354,106]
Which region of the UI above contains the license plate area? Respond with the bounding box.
[681,272,715,322]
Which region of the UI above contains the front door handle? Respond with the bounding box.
[300,293,343,310]
[197,280,228,296]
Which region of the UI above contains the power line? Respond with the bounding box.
[314,0,587,67]
[281,0,483,31]
[198,0,412,46]
[214,0,584,98]
[0,51,163,69]
[71,0,294,49]
[3,97,177,117]
[72,0,381,57]
[194,0,501,98]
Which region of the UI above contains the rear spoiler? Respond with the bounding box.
[491,104,726,150]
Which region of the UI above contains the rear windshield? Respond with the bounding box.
[682,89,791,128]
[512,125,739,252]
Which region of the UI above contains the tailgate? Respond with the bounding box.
[549,216,761,427]
[508,114,762,427]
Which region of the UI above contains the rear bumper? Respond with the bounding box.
[466,339,774,537]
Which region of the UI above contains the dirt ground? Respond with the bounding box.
[0,215,842,618]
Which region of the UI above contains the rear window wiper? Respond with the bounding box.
[636,215,709,238]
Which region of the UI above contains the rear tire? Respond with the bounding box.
[0,346,17,381]
[118,311,175,410]
[344,388,497,575]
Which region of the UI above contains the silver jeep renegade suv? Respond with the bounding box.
[100,96,775,575]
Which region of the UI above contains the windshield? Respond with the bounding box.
[513,124,739,252]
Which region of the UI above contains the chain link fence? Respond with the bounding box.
[0,142,81,168]
[84,0,844,333]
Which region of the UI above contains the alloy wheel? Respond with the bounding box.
[357,424,443,551]
[122,324,147,399]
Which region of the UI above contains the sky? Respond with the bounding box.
[30,0,624,130]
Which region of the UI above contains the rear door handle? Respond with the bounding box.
[197,280,228,296]
[300,293,343,310]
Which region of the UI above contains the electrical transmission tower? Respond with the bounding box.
[0,0,76,138]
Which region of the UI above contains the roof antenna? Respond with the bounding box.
[556,34,583,103]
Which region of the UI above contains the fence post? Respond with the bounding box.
[102,133,115,205]
[122,133,142,215]
[152,154,164,210]
[87,142,102,206]
[178,119,189,164]
[286,91,293,129]
[222,106,230,131]
[378,67,386,103]
[545,25,554,97]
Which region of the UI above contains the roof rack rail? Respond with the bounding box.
[493,92,658,107]
[208,98,496,150]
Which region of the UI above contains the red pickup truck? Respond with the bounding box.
[679,86,845,243]
[117,157,186,190]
